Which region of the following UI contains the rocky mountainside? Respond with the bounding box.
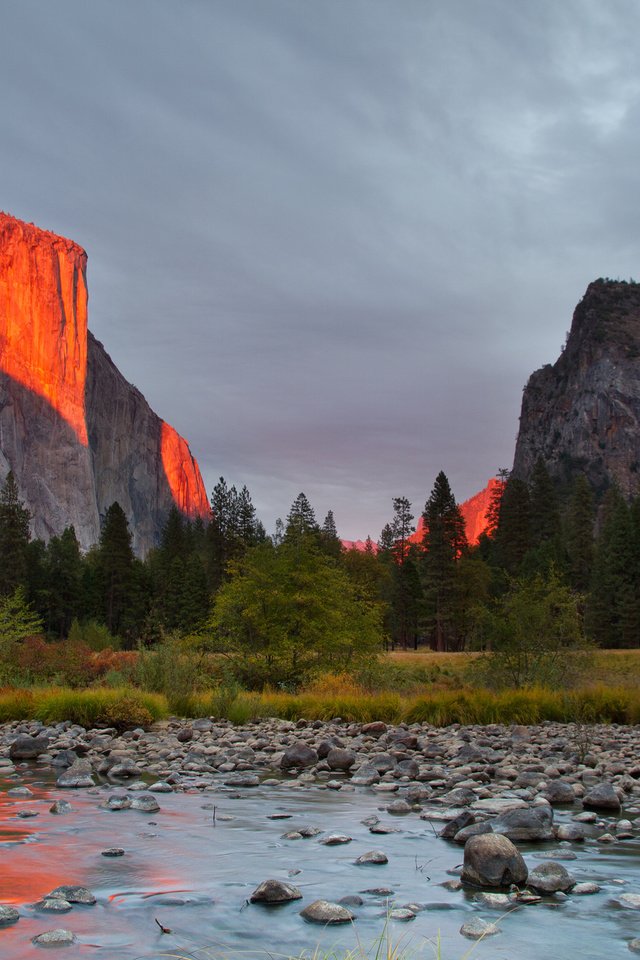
[0,213,209,554]
[513,279,640,498]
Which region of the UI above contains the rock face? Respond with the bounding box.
[513,279,640,497]
[0,213,209,554]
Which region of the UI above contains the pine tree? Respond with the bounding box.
[586,487,638,647]
[96,503,137,636]
[485,469,510,538]
[420,472,468,651]
[320,510,342,558]
[495,476,531,574]
[284,493,319,547]
[565,475,595,592]
[529,457,560,548]
[0,472,31,596]
[46,527,83,637]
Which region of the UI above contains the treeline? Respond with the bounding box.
[0,457,636,657]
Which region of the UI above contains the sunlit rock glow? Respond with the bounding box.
[160,421,209,518]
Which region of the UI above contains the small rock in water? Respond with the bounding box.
[0,904,20,926]
[629,938,640,953]
[355,850,388,865]
[527,862,575,894]
[460,918,500,940]
[130,794,160,813]
[148,781,173,793]
[250,879,302,903]
[16,809,39,818]
[33,899,72,913]
[386,799,411,815]
[389,908,415,921]
[104,795,131,811]
[617,894,640,910]
[46,885,96,905]
[49,800,72,815]
[360,887,395,896]
[339,895,364,907]
[7,786,32,797]
[32,928,77,946]
[319,834,352,845]
[573,882,600,895]
[101,848,125,857]
[369,822,397,835]
[300,900,355,924]
[474,892,511,910]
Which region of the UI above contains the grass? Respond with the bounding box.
[0,685,168,730]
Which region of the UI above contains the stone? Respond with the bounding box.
[490,805,554,842]
[33,900,72,913]
[0,904,19,926]
[249,880,302,903]
[9,735,50,759]
[300,900,355,923]
[101,848,125,857]
[361,721,387,738]
[49,800,72,815]
[386,799,412,815]
[454,822,493,845]
[542,780,576,804]
[319,834,352,845]
[556,823,585,842]
[583,783,621,811]
[56,758,94,788]
[389,909,415,921]
[527,861,575,894]
[47,885,96,905]
[32,929,77,946]
[339,896,363,907]
[573,882,600,895]
[355,850,388,865]
[474,893,511,909]
[281,743,319,770]
[461,833,528,888]
[460,918,500,940]
[130,794,160,812]
[326,748,356,771]
[617,894,640,910]
[439,810,475,840]
[351,765,380,786]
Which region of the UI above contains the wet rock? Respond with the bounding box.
[556,823,585,842]
[542,780,576,804]
[369,753,396,774]
[104,795,131,811]
[462,833,528,888]
[47,885,96,904]
[7,786,32,797]
[33,900,72,913]
[0,904,19,926]
[326,748,356,771]
[339,895,363,907]
[281,743,319,770]
[597,832,616,843]
[474,892,511,909]
[369,822,397,835]
[130,794,160,812]
[617,819,634,839]
[32,928,77,946]
[319,834,352,845]
[224,775,260,788]
[573,882,600,895]
[617,894,640,910]
[395,759,419,778]
[583,783,621,811]
[439,810,475,840]
[527,861,575,894]
[460,918,500,940]
[454,822,493,845]
[360,887,395,895]
[17,809,39,818]
[9,735,50,759]
[300,900,355,923]
[101,848,125,857]
[49,800,72,815]
[351,765,380,786]
[148,781,173,792]
[389,908,415,921]
[386,799,412,815]
[56,758,94,788]
[490,805,554,842]
[355,850,388,865]
[250,879,302,903]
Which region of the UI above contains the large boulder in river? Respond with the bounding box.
[56,758,95,788]
[280,742,318,770]
[583,783,621,811]
[462,833,528,888]
[326,747,356,771]
[490,805,554,842]
[300,900,355,923]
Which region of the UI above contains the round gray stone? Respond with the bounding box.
[462,833,528,888]
[0,904,19,926]
[250,879,302,903]
[300,900,355,923]
[32,928,77,946]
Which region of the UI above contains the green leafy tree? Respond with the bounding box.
[0,472,31,596]
[0,588,43,682]
[207,539,383,689]
[473,569,590,688]
[420,472,468,650]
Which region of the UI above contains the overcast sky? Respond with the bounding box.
[2,1,640,539]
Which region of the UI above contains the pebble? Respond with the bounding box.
[460,918,500,939]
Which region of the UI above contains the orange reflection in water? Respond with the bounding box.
[0,214,89,445]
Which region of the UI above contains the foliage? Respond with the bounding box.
[0,472,31,597]
[0,588,43,683]
[207,539,384,689]
[68,617,120,651]
[471,569,592,688]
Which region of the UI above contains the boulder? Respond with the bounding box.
[280,743,319,770]
[32,929,76,946]
[460,918,500,940]
[9,735,50,759]
[250,880,302,903]
[56,758,94,788]
[583,783,621,811]
[0,905,19,926]
[542,780,576,804]
[46,885,96,905]
[461,833,528,888]
[326,748,356,771]
[490,805,554,842]
[355,850,388,865]
[300,900,355,923]
[527,861,576,894]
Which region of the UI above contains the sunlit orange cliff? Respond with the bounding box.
[0,213,209,553]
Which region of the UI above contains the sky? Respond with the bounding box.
[2,0,640,540]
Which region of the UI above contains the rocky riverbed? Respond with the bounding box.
[2,715,640,958]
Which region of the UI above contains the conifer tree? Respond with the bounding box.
[96,502,137,636]
[420,472,468,651]
[565,475,595,592]
[529,457,560,548]
[320,510,342,558]
[46,527,83,637]
[284,493,319,547]
[495,476,531,574]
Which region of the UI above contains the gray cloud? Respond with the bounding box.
[2,0,640,539]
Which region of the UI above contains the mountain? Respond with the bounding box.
[342,477,497,551]
[0,213,209,554]
[513,279,640,498]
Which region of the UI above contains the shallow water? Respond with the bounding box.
[1,769,640,960]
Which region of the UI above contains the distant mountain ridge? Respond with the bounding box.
[0,213,209,554]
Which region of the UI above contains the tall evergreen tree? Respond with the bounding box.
[320,510,342,559]
[46,527,84,637]
[565,475,595,592]
[0,472,31,596]
[284,493,319,547]
[96,503,137,636]
[420,472,468,651]
[495,476,531,574]
[529,457,560,548]
[587,490,640,647]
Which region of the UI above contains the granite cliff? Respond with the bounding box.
[513,279,640,498]
[0,213,209,554]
